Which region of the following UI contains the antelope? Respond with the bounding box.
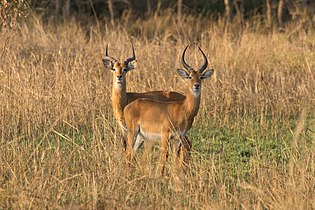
[123,45,214,175]
[102,44,187,150]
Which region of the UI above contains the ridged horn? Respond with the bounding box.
[104,44,117,62]
[124,44,136,65]
[181,45,194,71]
[198,46,208,73]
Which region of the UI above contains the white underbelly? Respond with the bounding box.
[138,129,186,141]
[133,129,186,151]
[139,131,161,141]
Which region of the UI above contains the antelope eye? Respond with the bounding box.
[188,76,192,79]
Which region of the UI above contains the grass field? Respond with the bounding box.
[0,14,315,209]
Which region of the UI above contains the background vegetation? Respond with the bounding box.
[0,0,314,209]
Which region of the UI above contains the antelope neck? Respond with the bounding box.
[182,87,201,118]
[112,79,128,121]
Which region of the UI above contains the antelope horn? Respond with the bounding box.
[181,45,194,71]
[124,44,136,65]
[104,44,117,62]
[198,46,208,73]
[106,44,109,56]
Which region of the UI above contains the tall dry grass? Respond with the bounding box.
[0,13,314,209]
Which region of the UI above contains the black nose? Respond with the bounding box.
[117,75,122,80]
[194,84,200,89]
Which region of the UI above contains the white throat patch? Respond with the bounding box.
[192,88,201,97]
[114,81,123,89]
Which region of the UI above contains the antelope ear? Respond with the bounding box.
[102,58,114,70]
[125,60,137,72]
[200,69,214,80]
[177,69,190,79]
